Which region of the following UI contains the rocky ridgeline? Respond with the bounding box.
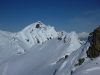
[87,26,100,58]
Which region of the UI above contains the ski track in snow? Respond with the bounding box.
[2,55,17,75]
[2,62,8,75]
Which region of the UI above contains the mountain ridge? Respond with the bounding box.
[0,21,99,75]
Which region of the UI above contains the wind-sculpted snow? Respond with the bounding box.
[16,21,58,50]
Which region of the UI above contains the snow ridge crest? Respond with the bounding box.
[16,21,58,50]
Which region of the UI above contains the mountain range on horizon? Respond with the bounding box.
[0,21,100,75]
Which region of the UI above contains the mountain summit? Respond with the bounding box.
[15,21,58,50]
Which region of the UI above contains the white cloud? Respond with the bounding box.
[78,32,89,39]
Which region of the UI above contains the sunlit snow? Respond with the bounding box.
[0,21,100,75]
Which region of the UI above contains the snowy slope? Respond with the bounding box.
[0,31,81,75]
[55,40,100,75]
[73,57,100,75]
[0,30,15,46]
[0,21,99,75]
[55,41,90,75]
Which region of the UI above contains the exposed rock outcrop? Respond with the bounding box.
[74,58,85,66]
[87,26,100,58]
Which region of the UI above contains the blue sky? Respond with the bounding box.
[0,0,100,33]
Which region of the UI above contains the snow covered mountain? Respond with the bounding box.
[16,21,58,50]
[0,21,100,75]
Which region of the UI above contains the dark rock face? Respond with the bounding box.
[87,26,100,58]
[36,24,40,28]
[58,37,62,40]
[74,58,85,66]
